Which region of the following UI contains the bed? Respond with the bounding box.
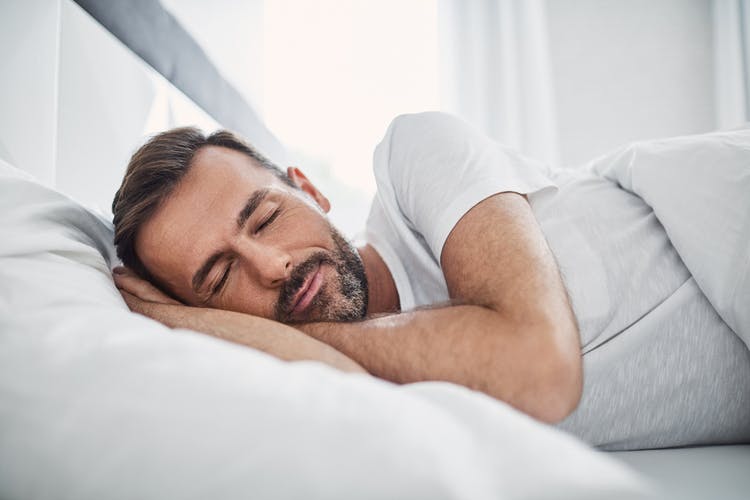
[0,1,748,498]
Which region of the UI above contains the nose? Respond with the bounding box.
[236,240,292,288]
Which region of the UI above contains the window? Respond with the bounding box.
[162,0,439,236]
[262,0,439,236]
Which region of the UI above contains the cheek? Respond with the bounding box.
[281,205,331,242]
[219,272,278,318]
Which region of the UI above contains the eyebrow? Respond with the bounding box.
[191,188,270,295]
[236,188,270,230]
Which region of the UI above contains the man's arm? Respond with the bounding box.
[299,192,582,423]
[114,274,367,375]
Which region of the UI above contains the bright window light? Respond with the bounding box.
[262,0,439,237]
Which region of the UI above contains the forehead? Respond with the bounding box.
[134,145,285,291]
[188,145,280,190]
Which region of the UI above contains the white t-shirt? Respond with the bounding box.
[364,112,750,450]
[365,112,556,311]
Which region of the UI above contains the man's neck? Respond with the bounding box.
[357,244,400,315]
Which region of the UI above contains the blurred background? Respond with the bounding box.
[160,0,748,236]
[1,0,748,237]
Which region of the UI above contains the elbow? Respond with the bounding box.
[524,321,583,425]
[537,341,583,424]
[537,363,582,424]
[482,344,583,424]
[481,315,583,424]
[485,359,581,424]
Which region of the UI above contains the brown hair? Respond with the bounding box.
[112,127,293,284]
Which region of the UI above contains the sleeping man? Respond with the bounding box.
[111,112,750,450]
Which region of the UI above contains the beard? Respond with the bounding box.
[274,226,368,324]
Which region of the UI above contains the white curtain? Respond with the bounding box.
[437,0,559,165]
[714,0,750,128]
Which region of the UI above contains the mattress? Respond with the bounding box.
[611,445,750,500]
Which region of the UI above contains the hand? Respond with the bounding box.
[113,267,367,374]
[112,266,182,314]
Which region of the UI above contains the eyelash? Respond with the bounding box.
[213,264,231,295]
[256,209,280,233]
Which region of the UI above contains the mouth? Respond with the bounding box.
[289,263,324,317]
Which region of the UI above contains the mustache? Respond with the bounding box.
[275,252,335,321]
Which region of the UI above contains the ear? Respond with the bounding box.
[286,167,331,213]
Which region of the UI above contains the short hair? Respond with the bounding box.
[112,127,293,283]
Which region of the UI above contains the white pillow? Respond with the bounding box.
[0,158,650,499]
[587,128,750,349]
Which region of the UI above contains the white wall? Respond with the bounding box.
[0,0,61,186]
[0,0,218,214]
[546,0,715,166]
[1,0,721,213]
[130,0,289,170]
[159,0,267,118]
[161,0,441,238]
[55,0,218,213]
[162,0,718,173]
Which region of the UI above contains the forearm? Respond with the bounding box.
[299,305,581,422]
[135,301,368,374]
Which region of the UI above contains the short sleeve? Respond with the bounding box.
[372,112,556,263]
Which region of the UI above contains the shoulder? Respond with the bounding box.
[372,111,483,179]
[385,111,476,148]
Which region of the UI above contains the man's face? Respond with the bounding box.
[135,146,368,323]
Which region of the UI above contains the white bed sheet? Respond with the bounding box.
[0,158,651,499]
[611,445,750,500]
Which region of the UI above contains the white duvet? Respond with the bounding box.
[587,129,750,351]
[9,124,748,500]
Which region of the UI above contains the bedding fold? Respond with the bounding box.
[588,130,750,351]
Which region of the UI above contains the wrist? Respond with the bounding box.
[295,322,330,343]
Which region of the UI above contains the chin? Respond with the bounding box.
[292,285,367,324]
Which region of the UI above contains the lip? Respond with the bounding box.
[290,264,324,316]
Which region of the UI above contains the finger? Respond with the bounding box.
[118,289,141,312]
[112,271,144,294]
[113,266,136,277]
[113,270,181,305]
[120,290,159,318]
[113,272,155,298]
[112,267,142,292]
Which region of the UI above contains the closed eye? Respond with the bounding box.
[256,209,280,233]
[212,264,232,295]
